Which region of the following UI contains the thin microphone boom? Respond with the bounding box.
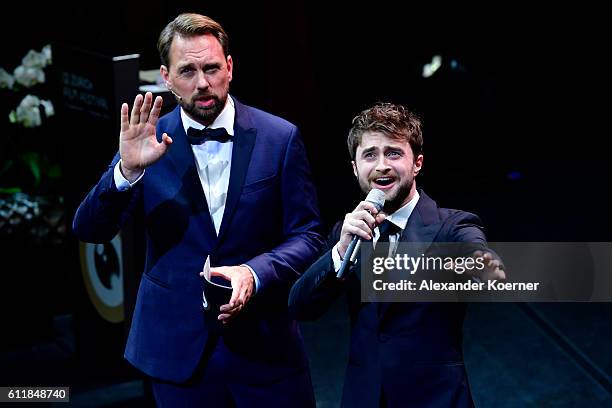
[169,89,182,101]
[166,84,182,101]
[336,189,385,279]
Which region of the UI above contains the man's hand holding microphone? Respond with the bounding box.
[336,189,386,279]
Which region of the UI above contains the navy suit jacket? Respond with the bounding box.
[289,191,485,407]
[73,99,324,383]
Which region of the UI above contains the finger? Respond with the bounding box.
[130,94,143,125]
[220,303,239,313]
[120,103,129,133]
[229,282,240,308]
[355,201,379,215]
[344,214,375,234]
[342,214,370,240]
[352,209,377,229]
[237,284,251,307]
[218,313,232,321]
[349,218,375,236]
[148,96,163,125]
[489,260,505,276]
[375,213,387,225]
[139,92,153,123]
[344,223,372,241]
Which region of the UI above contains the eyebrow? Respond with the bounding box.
[360,146,377,156]
[176,61,222,71]
[176,62,195,70]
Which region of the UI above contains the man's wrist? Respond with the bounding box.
[332,243,344,272]
[120,162,144,183]
[241,264,260,293]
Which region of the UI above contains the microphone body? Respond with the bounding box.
[336,189,385,279]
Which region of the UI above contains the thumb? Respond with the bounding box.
[162,132,173,145]
[210,267,232,281]
[375,213,387,225]
[155,133,173,155]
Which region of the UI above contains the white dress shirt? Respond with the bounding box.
[180,98,234,234]
[332,190,420,271]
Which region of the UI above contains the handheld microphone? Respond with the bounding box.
[336,188,385,279]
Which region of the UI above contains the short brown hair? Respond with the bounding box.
[347,103,423,160]
[158,13,229,68]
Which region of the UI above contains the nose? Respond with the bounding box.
[196,71,210,90]
[374,156,391,172]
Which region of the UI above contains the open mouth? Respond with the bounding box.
[195,96,216,108]
[372,176,395,188]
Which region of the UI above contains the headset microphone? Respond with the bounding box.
[166,84,182,101]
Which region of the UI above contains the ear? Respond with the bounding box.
[413,154,424,176]
[160,65,170,84]
[352,161,358,178]
[226,55,233,82]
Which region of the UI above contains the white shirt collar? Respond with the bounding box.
[385,189,420,232]
[180,95,235,136]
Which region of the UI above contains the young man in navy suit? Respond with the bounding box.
[289,103,505,407]
[73,13,323,407]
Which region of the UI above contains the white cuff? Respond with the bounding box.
[331,243,344,272]
[114,160,145,191]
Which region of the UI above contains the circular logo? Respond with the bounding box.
[79,234,124,323]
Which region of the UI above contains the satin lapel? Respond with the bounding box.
[216,100,256,246]
[401,210,441,248]
[401,191,443,247]
[164,108,217,241]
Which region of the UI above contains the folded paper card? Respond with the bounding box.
[201,255,232,313]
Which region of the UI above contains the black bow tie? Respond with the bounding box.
[186,127,232,145]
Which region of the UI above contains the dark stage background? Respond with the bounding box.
[1,1,610,406]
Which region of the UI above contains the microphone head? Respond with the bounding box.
[365,188,386,211]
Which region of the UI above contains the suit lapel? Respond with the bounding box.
[164,107,217,241]
[401,190,443,247]
[216,99,256,245]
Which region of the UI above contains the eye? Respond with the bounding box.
[203,64,221,75]
[363,152,376,160]
[179,67,195,76]
[386,151,402,158]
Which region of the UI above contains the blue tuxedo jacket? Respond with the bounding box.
[289,191,485,407]
[73,99,323,383]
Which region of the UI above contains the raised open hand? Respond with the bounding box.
[119,92,173,181]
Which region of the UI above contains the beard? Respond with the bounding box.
[180,89,228,126]
[382,180,412,214]
[358,175,413,214]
